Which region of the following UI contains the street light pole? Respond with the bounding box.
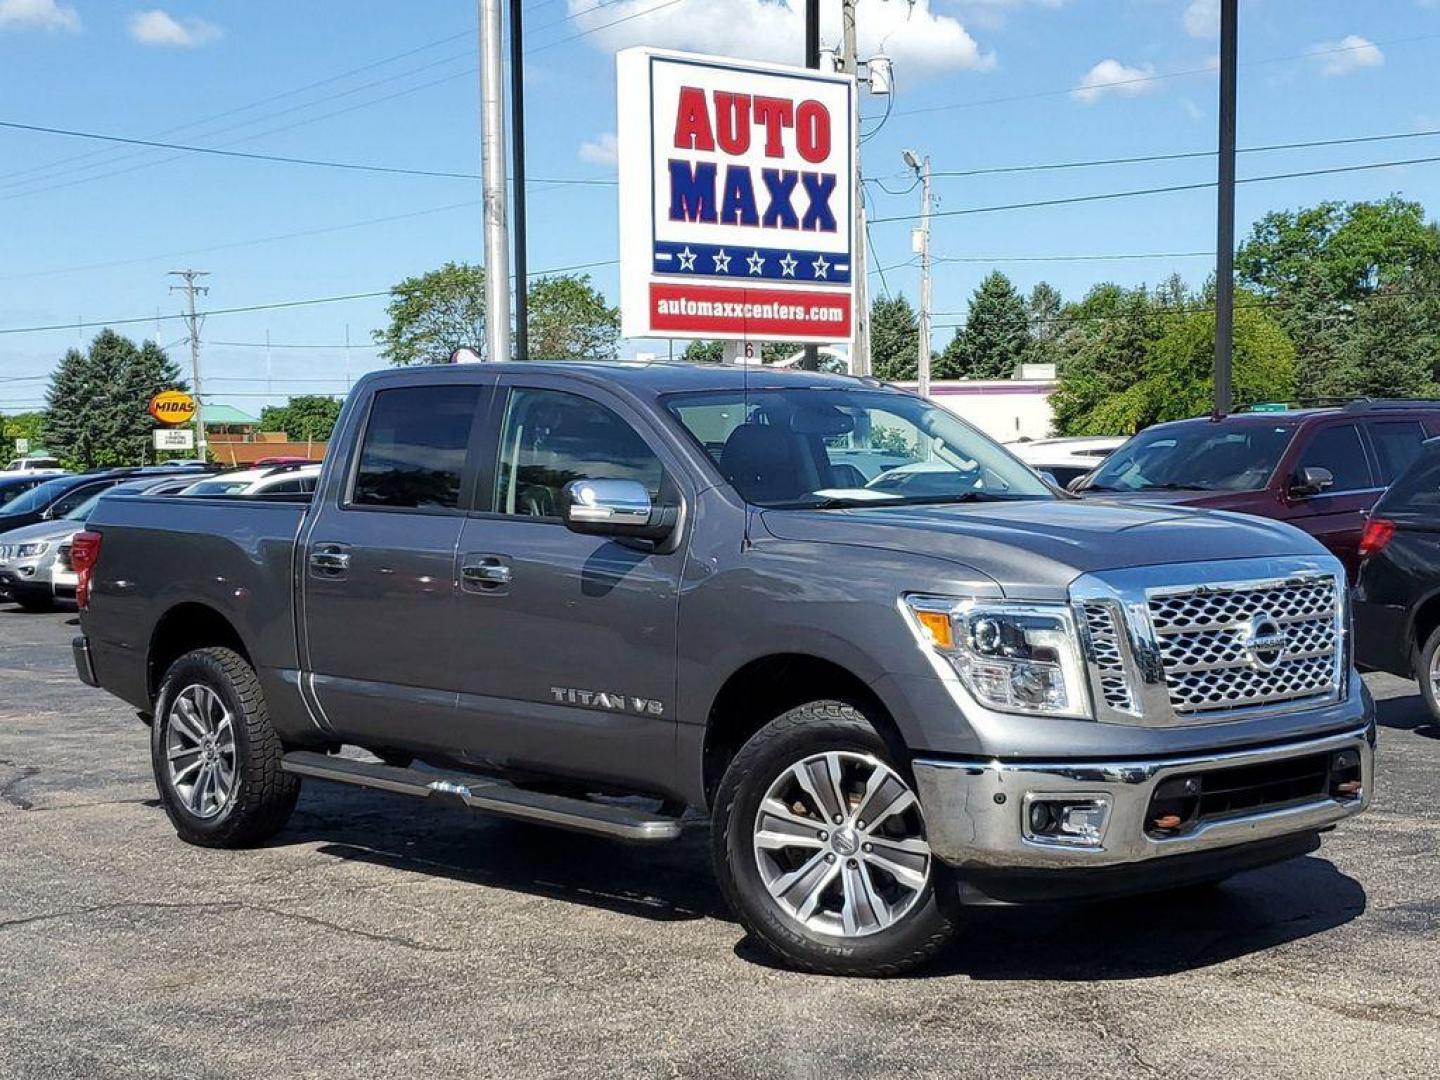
[509,0,528,360]
[479,0,512,363]
[802,0,820,372]
[1213,0,1238,415]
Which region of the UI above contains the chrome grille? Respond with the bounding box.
[1082,602,1134,712]
[1147,576,1340,714]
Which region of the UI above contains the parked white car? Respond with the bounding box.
[0,455,65,479]
[1006,436,1126,488]
[179,464,321,497]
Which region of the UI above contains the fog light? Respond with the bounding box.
[1331,748,1363,801]
[1023,795,1110,848]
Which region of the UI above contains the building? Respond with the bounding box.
[898,364,1058,442]
[204,405,327,467]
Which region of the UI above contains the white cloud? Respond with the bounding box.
[1183,0,1218,39]
[565,0,995,79]
[128,9,223,48]
[0,0,80,32]
[578,132,618,167]
[1308,34,1384,77]
[1072,59,1158,104]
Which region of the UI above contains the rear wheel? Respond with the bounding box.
[152,647,300,847]
[712,701,957,976]
[1418,626,1440,725]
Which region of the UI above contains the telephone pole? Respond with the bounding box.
[904,151,932,398]
[1213,0,1238,415]
[802,0,821,372]
[168,269,209,460]
[840,0,870,376]
[479,0,512,363]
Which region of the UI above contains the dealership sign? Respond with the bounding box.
[618,48,855,343]
[148,389,196,426]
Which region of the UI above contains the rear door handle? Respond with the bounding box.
[461,555,512,594]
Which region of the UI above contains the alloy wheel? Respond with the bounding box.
[165,684,238,820]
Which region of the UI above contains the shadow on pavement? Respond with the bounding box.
[1373,683,1438,739]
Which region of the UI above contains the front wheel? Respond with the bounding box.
[712,701,957,976]
[151,647,300,848]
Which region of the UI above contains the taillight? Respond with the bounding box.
[70,530,102,610]
[1358,518,1395,559]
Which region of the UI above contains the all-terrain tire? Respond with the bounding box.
[712,700,958,976]
[1417,625,1440,726]
[151,647,300,848]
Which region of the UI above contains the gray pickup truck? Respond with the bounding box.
[71,362,1374,975]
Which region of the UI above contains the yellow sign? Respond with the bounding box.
[148,389,196,426]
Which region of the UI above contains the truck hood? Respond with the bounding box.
[1075,487,1262,510]
[759,498,1321,598]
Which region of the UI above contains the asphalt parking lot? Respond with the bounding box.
[1,605,1436,1080]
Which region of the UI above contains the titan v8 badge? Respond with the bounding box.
[550,687,665,717]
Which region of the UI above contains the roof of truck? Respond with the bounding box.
[360,361,879,397]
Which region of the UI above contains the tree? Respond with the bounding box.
[1,411,45,458]
[258,395,343,442]
[1049,284,1164,435]
[681,340,724,363]
[526,274,620,360]
[869,295,919,381]
[41,330,188,468]
[1237,198,1440,389]
[375,262,487,366]
[1329,285,1439,398]
[941,271,1032,380]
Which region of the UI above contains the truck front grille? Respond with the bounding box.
[1081,602,1134,712]
[1147,576,1341,714]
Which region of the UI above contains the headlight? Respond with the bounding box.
[15,542,49,558]
[904,596,1092,719]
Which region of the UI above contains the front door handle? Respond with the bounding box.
[461,555,512,594]
[309,547,351,576]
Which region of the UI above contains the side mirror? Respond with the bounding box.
[1066,476,1087,493]
[562,479,676,542]
[1290,466,1334,499]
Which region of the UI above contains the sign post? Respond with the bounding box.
[618,48,856,350]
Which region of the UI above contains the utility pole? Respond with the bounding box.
[904,151,932,399]
[509,0,528,360]
[840,0,869,376]
[802,0,821,373]
[1213,0,1238,415]
[479,0,512,363]
[168,269,209,460]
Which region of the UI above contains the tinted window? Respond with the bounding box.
[0,477,45,508]
[495,389,663,518]
[2,475,84,515]
[1297,424,1372,493]
[1376,443,1440,514]
[49,482,110,517]
[1367,421,1427,483]
[353,385,481,510]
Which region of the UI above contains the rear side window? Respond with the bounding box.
[1297,424,1372,493]
[352,385,481,510]
[1376,444,1440,513]
[1367,420,1427,483]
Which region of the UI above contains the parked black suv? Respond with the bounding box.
[1355,437,1440,721]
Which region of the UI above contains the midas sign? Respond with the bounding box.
[618,48,855,343]
[148,389,196,426]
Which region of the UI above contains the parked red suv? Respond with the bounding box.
[1073,400,1440,579]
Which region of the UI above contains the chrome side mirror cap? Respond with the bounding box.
[1290,465,1334,499]
[562,479,675,542]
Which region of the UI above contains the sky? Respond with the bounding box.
[1,0,1438,415]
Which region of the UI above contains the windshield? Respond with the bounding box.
[1,476,79,515]
[1082,422,1296,493]
[665,387,1052,509]
[0,478,43,508]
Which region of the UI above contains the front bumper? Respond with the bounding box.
[912,723,1373,872]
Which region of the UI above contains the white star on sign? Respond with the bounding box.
[677,246,697,271]
[811,255,830,279]
[712,248,732,273]
[746,250,766,275]
[779,252,798,277]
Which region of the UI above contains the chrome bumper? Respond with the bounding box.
[912,725,1373,870]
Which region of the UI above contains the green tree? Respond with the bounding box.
[870,295,919,381]
[1328,285,1439,398]
[681,340,723,363]
[526,274,620,360]
[41,330,188,468]
[941,271,1032,380]
[375,261,487,366]
[1,411,46,458]
[1049,284,1164,435]
[258,395,344,441]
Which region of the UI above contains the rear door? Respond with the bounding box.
[1277,421,1377,579]
[1364,418,1429,489]
[300,379,491,748]
[448,375,689,792]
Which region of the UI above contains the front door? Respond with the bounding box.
[451,379,688,793]
[301,381,488,748]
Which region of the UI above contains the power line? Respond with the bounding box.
[868,154,1440,225]
[934,251,1213,264]
[525,0,690,55]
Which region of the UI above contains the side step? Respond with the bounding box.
[281,751,684,843]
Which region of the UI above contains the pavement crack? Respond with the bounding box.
[0,898,454,953]
[1085,999,1162,1077]
[0,764,40,811]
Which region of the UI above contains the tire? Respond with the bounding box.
[1417,625,1440,725]
[712,701,958,977]
[151,647,300,848]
